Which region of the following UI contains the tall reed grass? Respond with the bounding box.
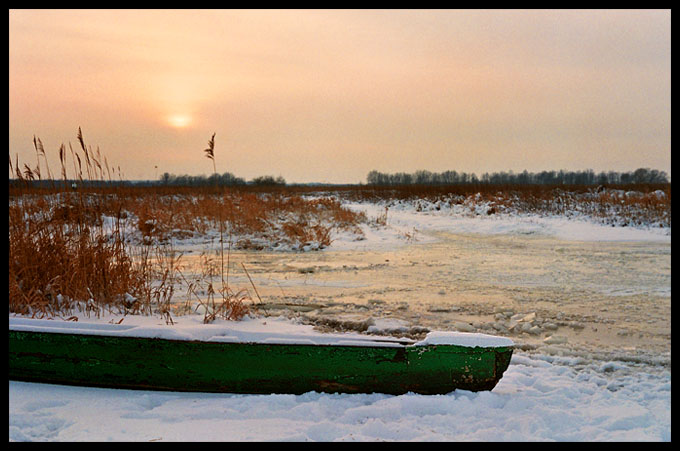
[9,129,175,320]
[8,130,241,322]
[8,129,367,322]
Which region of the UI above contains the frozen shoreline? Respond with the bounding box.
[9,196,671,441]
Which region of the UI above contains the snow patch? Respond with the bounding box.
[415,331,514,348]
[10,314,512,349]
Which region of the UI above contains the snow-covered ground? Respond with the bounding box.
[9,194,671,441]
[9,350,671,441]
[332,198,670,252]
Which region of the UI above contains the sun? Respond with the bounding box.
[167,114,192,128]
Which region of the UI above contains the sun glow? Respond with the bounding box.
[167,114,192,128]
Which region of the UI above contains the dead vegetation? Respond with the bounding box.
[8,129,366,322]
[336,183,671,229]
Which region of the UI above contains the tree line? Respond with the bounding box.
[159,172,286,187]
[366,168,669,186]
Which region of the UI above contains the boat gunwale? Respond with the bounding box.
[9,328,514,352]
[9,316,514,350]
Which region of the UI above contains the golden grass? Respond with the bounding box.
[8,194,149,319]
[8,130,367,322]
[8,130,250,322]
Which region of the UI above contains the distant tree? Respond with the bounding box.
[250,175,286,186]
[596,171,608,185]
[414,170,433,185]
[395,172,413,185]
[441,170,458,184]
[647,169,668,183]
[619,172,632,184]
[367,170,390,185]
[632,168,650,184]
[158,171,245,187]
[517,170,530,185]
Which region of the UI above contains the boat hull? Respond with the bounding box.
[9,330,513,395]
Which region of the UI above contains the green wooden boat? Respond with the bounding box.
[9,316,513,395]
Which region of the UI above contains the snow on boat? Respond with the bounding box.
[9,316,513,395]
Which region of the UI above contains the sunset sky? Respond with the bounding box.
[9,9,671,183]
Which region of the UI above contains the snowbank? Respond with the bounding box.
[332,199,670,253]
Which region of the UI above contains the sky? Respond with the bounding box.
[9,9,671,183]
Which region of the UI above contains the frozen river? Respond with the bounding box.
[176,202,671,365]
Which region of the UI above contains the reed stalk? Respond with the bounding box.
[203,133,226,299]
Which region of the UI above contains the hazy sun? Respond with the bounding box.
[167,114,192,128]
